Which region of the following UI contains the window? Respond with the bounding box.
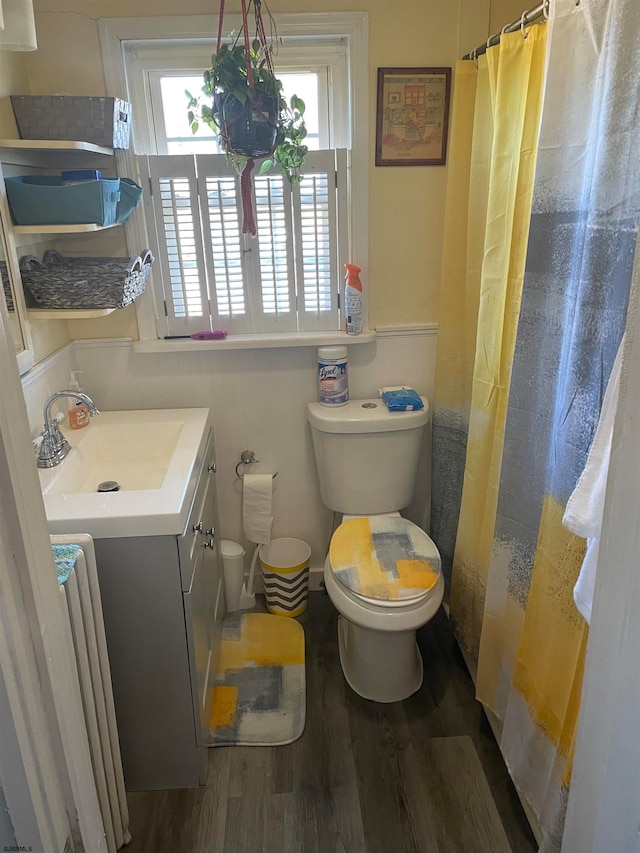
[105,14,368,342]
[122,33,354,338]
[155,71,325,155]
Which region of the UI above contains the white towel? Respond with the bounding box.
[242,473,273,545]
[562,337,625,623]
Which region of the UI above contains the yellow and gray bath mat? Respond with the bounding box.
[209,612,305,746]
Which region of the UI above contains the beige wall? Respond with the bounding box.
[0,52,28,136]
[20,0,525,357]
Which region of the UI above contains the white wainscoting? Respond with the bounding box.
[22,327,438,580]
[21,342,76,437]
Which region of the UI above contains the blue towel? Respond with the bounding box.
[51,544,82,586]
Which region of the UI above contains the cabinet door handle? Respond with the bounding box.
[204,537,216,550]
[192,521,203,533]
[207,462,216,473]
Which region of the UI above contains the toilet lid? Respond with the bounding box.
[329,516,441,603]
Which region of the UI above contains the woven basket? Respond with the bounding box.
[11,96,132,149]
[1,261,14,311]
[20,249,153,310]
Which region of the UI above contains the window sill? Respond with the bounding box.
[133,330,376,353]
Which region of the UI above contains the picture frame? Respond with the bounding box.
[375,67,452,166]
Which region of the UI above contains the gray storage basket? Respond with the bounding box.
[11,96,132,149]
[20,249,153,310]
[1,261,14,311]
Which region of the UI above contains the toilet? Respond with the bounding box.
[307,397,444,703]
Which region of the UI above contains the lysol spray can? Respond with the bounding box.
[344,263,363,336]
[317,346,348,406]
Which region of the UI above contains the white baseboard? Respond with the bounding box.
[308,567,325,590]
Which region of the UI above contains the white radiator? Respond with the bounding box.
[51,534,131,852]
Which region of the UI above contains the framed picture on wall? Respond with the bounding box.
[375,67,452,166]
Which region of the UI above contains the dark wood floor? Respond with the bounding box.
[125,592,537,852]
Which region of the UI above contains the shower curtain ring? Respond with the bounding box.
[543,0,550,20]
[521,11,528,39]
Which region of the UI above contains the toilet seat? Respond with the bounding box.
[329,516,441,608]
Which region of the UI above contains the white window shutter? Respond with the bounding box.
[292,150,343,332]
[195,154,252,335]
[142,149,348,336]
[336,148,350,327]
[252,172,297,333]
[143,154,210,336]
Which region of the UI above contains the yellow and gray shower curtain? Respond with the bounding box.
[431,0,640,848]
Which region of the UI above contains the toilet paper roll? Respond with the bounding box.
[242,473,273,544]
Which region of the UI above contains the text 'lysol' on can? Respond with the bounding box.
[317,346,348,407]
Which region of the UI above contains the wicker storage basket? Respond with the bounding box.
[20,249,153,310]
[11,96,132,149]
[1,261,14,311]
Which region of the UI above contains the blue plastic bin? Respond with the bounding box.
[5,175,121,227]
[116,178,143,224]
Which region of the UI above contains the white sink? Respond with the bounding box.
[40,408,210,538]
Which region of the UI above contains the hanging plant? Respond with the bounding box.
[186,0,307,235]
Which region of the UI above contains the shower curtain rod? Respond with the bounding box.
[462,0,548,60]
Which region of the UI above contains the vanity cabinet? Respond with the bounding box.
[92,430,225,791]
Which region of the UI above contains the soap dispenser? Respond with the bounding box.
[68,371,90,430]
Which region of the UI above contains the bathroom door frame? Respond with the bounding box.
[0,297,105,848]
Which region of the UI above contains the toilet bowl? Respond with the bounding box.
[324,513,444,703]
[307,398,442,703]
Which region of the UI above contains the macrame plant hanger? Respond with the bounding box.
[216,0,277,236]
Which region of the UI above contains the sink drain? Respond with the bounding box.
[97,480,120,493]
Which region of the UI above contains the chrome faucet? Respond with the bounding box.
[37,390,100,468]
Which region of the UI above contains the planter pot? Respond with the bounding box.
[215,93,278,158]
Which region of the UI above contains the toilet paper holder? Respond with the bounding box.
[235,449,278,480]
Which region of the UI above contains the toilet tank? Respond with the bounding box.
[307,397,429,515]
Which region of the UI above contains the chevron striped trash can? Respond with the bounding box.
[259,538,311,617]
